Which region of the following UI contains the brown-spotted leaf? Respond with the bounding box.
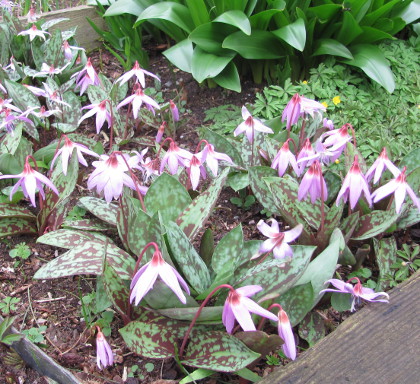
[117,189,137,250]
[298,312,326,347]
[248,166,278,216]
[235,331,283,357]
[373,237,397,291]
[0,203,36,219]
[37,229,107,249]
[340,211,360,242]
[177,168,228,241]
[62,218,114,231]
[79,196,118,226]
[0,217,37,237]
[352,210,399,241]
[103,260,130,316]
[182,331,260,372]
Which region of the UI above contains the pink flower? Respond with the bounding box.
[323,118,334,130]
[282,93,301,131]
[186,150,207,191]
[234,106,273,143]
[0,157,58,207]
[79,100,112,133]
[160,140,192,175]
[336,155,372,209]
[117,88,160,119]
[371,167,420,214]
[18,25,50,41]
[271,139,300,177]
[0,98,22,113]
[169,99,179,122]
[26,8,38,23]
[115,60,160,87]
[365,147,400,184]
[87,152,144,203]
[130,247,190,305]
[277,307,296,360]
[25,83,70,108]
[204,143,233,177]
[72,58,100,95]
[50,135,99,175]
[298,160,328,203]
[62,40,85,61]
[322,124,352,154]
[222,285,278,334]
[0,109,33,134]
[320,277,389,312]
[156,122,166,143]
[34,62,71,77]
[300,97,326,117]
[256,219,303,259]
[96,327,113,370]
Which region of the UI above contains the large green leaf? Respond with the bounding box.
[362,0,402,26]
[182,331,260,372]
[104,0,147,16]
[185,0,210,26]
[145,172,192,225]
[344,44,395,93]
[335,11,363,45]
[272,18,306,51]
[189,23,236,54]
[213,61,241,92]
[313,39,354,59]
[248,166,278,214]
[223,30,284,59]
[163,39,194,73]
[165,221,211,294]
[128,210,162,257]
[214,10,251,35]
[395,0,420,24]
[191,47,235,83]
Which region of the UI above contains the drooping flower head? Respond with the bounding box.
[298,160,328,203]
[115,60,160,87]
[322,123,352,154]
[130,243,190,305]
[0,156,59,206]
[277,306,296,360]
[185,150,208,191]
[256,219,303,260]
[159,139,192,175]
[78,100,112,134]
[271,139,300,177]
[117,87,160,119]
[234,106,273,143]
[320,277,389,312]
[169,99,179,122]
[222,285,278,334]
[371,167,420,214]
[203,142,233,177]
[282,93,301,131]
[18,25,50,41]
[336,155,372,209]
[365,147,400,184]
[72,58,100,95]
[95,326,113,370]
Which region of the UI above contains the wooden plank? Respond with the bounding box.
[17,5,106,51]
[260,271,420,384]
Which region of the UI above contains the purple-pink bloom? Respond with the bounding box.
[277,307,296,360]
[204,143,233,177]
[18,25,50,41]
[222,285,278,334]
[336,155,372,209]
[34,62,71,77]
[365,147,400,184]
[323,117,334,130]
[256,219,303,259]
[72,58,100,95]
[186,150,208,191]
[160,140,192,175]
[130,248,190,305]
[282,93,301,131]
[298,160,328,203]
[300,97,326,117]
[271,139,300,177]
[156,122,166,143]
[62,40,85,61]
[234,106,273,143]
[26,7,38,22]
[79,100,112,133]
[117,88,160,119]
[50,135,99,175]
[320,277,389,312]
[0,98,22,113]
[0,157,58,207]
[0,109,34,135]
[296,138,315,172]
[371,167,420,214]
[96,327,113,370]
[115,60,160,87]
[169,99,179,122]
[322,124,352,154]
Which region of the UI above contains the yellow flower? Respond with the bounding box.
[321,102,328,108]
[335,159,340,164]
[332,96,341,105]
[302,80,308,84]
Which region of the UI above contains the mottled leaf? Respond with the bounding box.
[235,331,282,357]
[0,217,36,237]
[103,260,130,316]
[340,211,360,242]
[0,203,36,219]
[1,123,22,155]
[157,306,223,323]
[44,29,63,68]
[182,331,260,372]
[117,190,136,250]
[37,228,107,248]
[145,172,192,225]
[400,147,420,173]
[165,221,211,294]
[211,225,243,275]
[374,237,397,291]
[352,210,399,240]
[62,218,114,231]
[298,312,325,347]
[79,196,118,226]
[177,168,228,241]
[248,166,278,215]
[397,203,420,229]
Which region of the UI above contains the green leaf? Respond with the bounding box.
[214,11,251,35]
[213,61,241,92]
[104,0,146,17]
[79,196,118,226]
[211,225,243,275]
[103,259,130,316]
[157,306,223,323]
[189,23,236,55]
[136,2,195,33]
[36,229,107,249]
[352,210,399,240]
[248,166,278,214]
[331,291,352,312]
[400,147,420,172]
[191,47,235,83]
[0,203,36,219]
[307,4,341,20]
[235,330,282,359]
[145,172,192,225]
[165,221,211,294]
[336,11,363,45]
[44,29,63,67]
[298,312,325,347]
[223,30,284,59]
[179,368,215,384]
[395,0,420,24]
[397,203,420,230]
[362,0,402,26]
[163,39,194,73]
[344,44,395,93]
[182,331,260,372]
[0,123,22,155]
[313,39,354,60]
[128,209,162,256]
[272,18,306,51]
[373,237,397,291]
[0,217,36,237]
[177,168,228,241]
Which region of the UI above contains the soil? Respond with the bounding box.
[1,33,419,384]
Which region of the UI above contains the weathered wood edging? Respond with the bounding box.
[260,271,420,384]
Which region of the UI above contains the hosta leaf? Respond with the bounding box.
[373,237,397,291]
[0,217,36,237]
[191,47,235,83]
[313,38,354,59]
[352,210,399,240]
[248,166,278,215]
[79,196,118,226]
[33,241,134,279]
[214,11,251,35]
[272,18,306,51]
[182,331,260,372]
[189,23,236,55]
[211,225,243,275]
[234,245,316,301]
[213,61,241,93]
[177,168,228,241]
[145,172,192,225]
[0,203,36,219]
[165,221,211,294]
[37,228,107,249]
[163,39,194,73]
[120,320,179,359]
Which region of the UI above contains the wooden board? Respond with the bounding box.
[18,5,106,51]
[260,271,420,384]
